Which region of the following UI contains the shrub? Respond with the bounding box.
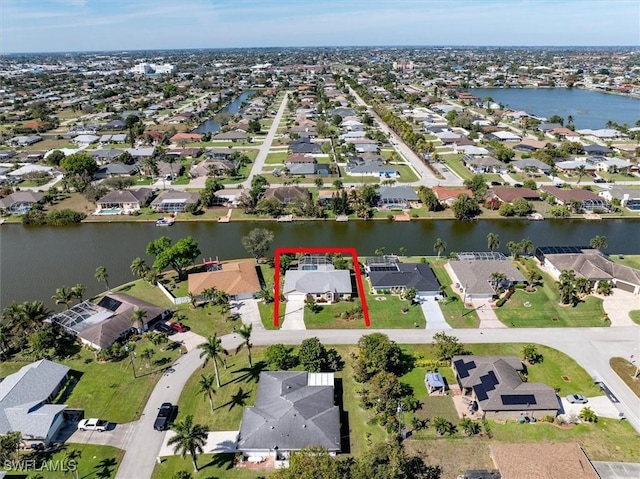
[496,298,506,307]
[413,357,450,369]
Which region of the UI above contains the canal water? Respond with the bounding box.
[471,88,640,130]
[2,219,639,308]
[191,90,255,134]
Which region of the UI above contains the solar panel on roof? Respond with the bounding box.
[500,394,537,406]
[97,296,122,312]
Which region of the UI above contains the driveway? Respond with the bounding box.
[159,431,238,457]
[560,395,623,419]
[602,289,637,326]
[420,297,451,330]
[232,298,265,331]
[593,462,640,479]
[64,421,137,450]
[281,298,306,330]
[470,299,506,328]
[169,330,205,351]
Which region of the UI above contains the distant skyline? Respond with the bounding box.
[1,0,639,54]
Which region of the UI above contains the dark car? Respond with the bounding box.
[513,183,523,188]
[169,321,187,333]
[490,181,502,186]
[154,402,173,431]
[594,178,606,183]
[155,322,175,335]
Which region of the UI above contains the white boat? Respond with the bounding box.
[156,217,175,226]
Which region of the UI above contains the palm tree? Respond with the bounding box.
[63,448,82,479]
[52,287,74,309]
[575,165,587,184]
[489,272,507,292]
[198,334,228,388]
[433,238,447,258]
[20,301,51,330]
[589,235,608,251]
[71,283,85,301]
[235,324,253,368]
[131,308,147,332]
[518,239,534,256]
[0,324,10,358]
[140,347,154,368]
[506,241,519,259]
[487,232,500,252]
[167,415,208,473]
[187,292,198,309]
[130,257,150,279]
[197,374,216,412]
[567,115,574,126]
[95,266,110,292]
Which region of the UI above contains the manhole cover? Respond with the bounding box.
[562,376,570,381]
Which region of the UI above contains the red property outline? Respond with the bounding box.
[273,247,370,328]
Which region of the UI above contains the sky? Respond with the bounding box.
[1,0,639,53]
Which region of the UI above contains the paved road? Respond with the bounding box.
[242,92,289,189]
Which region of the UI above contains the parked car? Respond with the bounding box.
[490,181,502,186]
[170,321,187,333]
[155,322,175,335]
[565,394,588,404]
[513,183,523,188]
[78,418,109,432]
[154,403,174,431]
[594,178,606,183]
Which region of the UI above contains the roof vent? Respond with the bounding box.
[302,424,307,428]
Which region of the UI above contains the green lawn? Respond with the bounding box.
[493,264,606,328]
[5,445,124,479]
[265,151,288,164]
[393,164,420,183]
[366,291,426,329]
[441,154,473,180]
[610,357,640,397]
[304,300,368,329]
[631,310,640,325]
[152,454,264,479]
[426,259,480,328]
[610,254,640,270]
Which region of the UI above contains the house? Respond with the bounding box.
[8,164,54,178]
[554,159,597,174]
[94,162,138,179]
[8,135,42,146]
[263,186,310,205]
[95,188,153,214]
[0,359,70,446]
[0,191,44,214]
[170,132,203,143]
[586,156,635,173]
[548,127,580,138]
[598,185,640,210]
[511,158,551,174]
[446,253,526,300]
[289,138,322,155]
[205,147,236,160]
[584,144,612,156]
[150,190,200,213]
[48,293,168,349]
[576,128,625,140]
[452,355,559,420]
[462,155,505,174]
[283,257,352,303]
[345,158,398,178]
[376,186,420,209]
[212,130,248,141]
[453,145,489,156]
[489,187,540,203]
[367,256,440,297]
[513,138,550,152]
[486,131,521,142]
[190,159,234,178]
[104,119,125,130]
[536,246,640,294]
[540,186,609,212]
[490,443,599,479]
[431,186,474,206]
[188,260,261,300]
[537,122,562,132]
[72,134,100,146]
[237,372,341,462]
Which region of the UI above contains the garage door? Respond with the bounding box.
[614,281,637,293]
[287,292,307,301]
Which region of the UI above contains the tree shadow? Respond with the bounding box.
[55,370,83,404]
[216,386,251,411]
[200,452,235,471]
[334,378,351,454]
[226,360,267,386]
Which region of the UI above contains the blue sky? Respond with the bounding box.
[1,0,638,53]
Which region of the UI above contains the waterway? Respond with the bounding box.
[191,90,255,134]
[471,88,640,130]
[2,219,639,309]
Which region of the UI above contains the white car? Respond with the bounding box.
[78,418,109,432]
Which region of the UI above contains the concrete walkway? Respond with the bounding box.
[420,297,451,330]
[602,289,636,327]
[281,298,306,330]
[593,462,640,479]
[471,299,506,328]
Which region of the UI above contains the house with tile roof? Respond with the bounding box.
[96,188,153,214]
[452,355,559,420]
[0,359,70,446]
[237,371,341,461]
[188,260,261,300]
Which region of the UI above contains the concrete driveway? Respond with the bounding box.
[560,395,623,419]
[281,298,306,330]
[420,297,451,330]
[65,421,137,449]
[602,289,637,326]
[471,299,506,328]
[232,298,265,330]
[169,330,205,351]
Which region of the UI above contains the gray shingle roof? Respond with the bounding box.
[237,372,340,452]
[448,258,526,296]
[283,270,352,296]
[370,263,440,293]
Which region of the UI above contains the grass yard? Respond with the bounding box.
[304,300,368,329]
[610,254,640,270]
[152,454,264,479]
[610,357,640,397]
[366,292,426,329]
[5,445,124,479]
[440,154,473,180]
[427,258,480,328]
[493,264,606,327]
[393,164,420,183]
[265,151,288,164]
[631,310,640,325]
[47,193,95,215]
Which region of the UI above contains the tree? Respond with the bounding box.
[71,283,85,301]
[94,266,109,292]
[52,286,74,309]
[198,334,228,388]
[354,441,442,479]
[549,114,564,126]
[519,238,534,256]
[197,374,216,412]
[125,115,141,147]
[506,240,519,259]
[248,118,261,134]
[271,447,350,479]
[63,448,82,479]
[28,324,57,359]
[432,416,457,436]
[167,415,208,473]
[200,177,224,207]
[131,308,147,332]
[557,269,578,305]
[451,194,480,220]
[522,344,543,364]
[579,407,598,423]
[298,337,342,372]
[0,431,21,463]
[575,277,592,296]
[590,235,608,251]
[596,280,613,296]
[354,333,405,382]
[575,165,587,184]
[359,371,418,429]
[459,418,480,436]
[487,232,500,252]
[433,332,465,361]
[241,228,274,261]
[61,152,98,178]
[130,257,150,279]
[489,272,507,292]
[47,149,65,166]
[146,236,201,280]
[463,174,488,201]
[235,324,253,368]
[404,287,417,305]
[140,347,154,368]
[264,344,298,370]
[433,238,447,259]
